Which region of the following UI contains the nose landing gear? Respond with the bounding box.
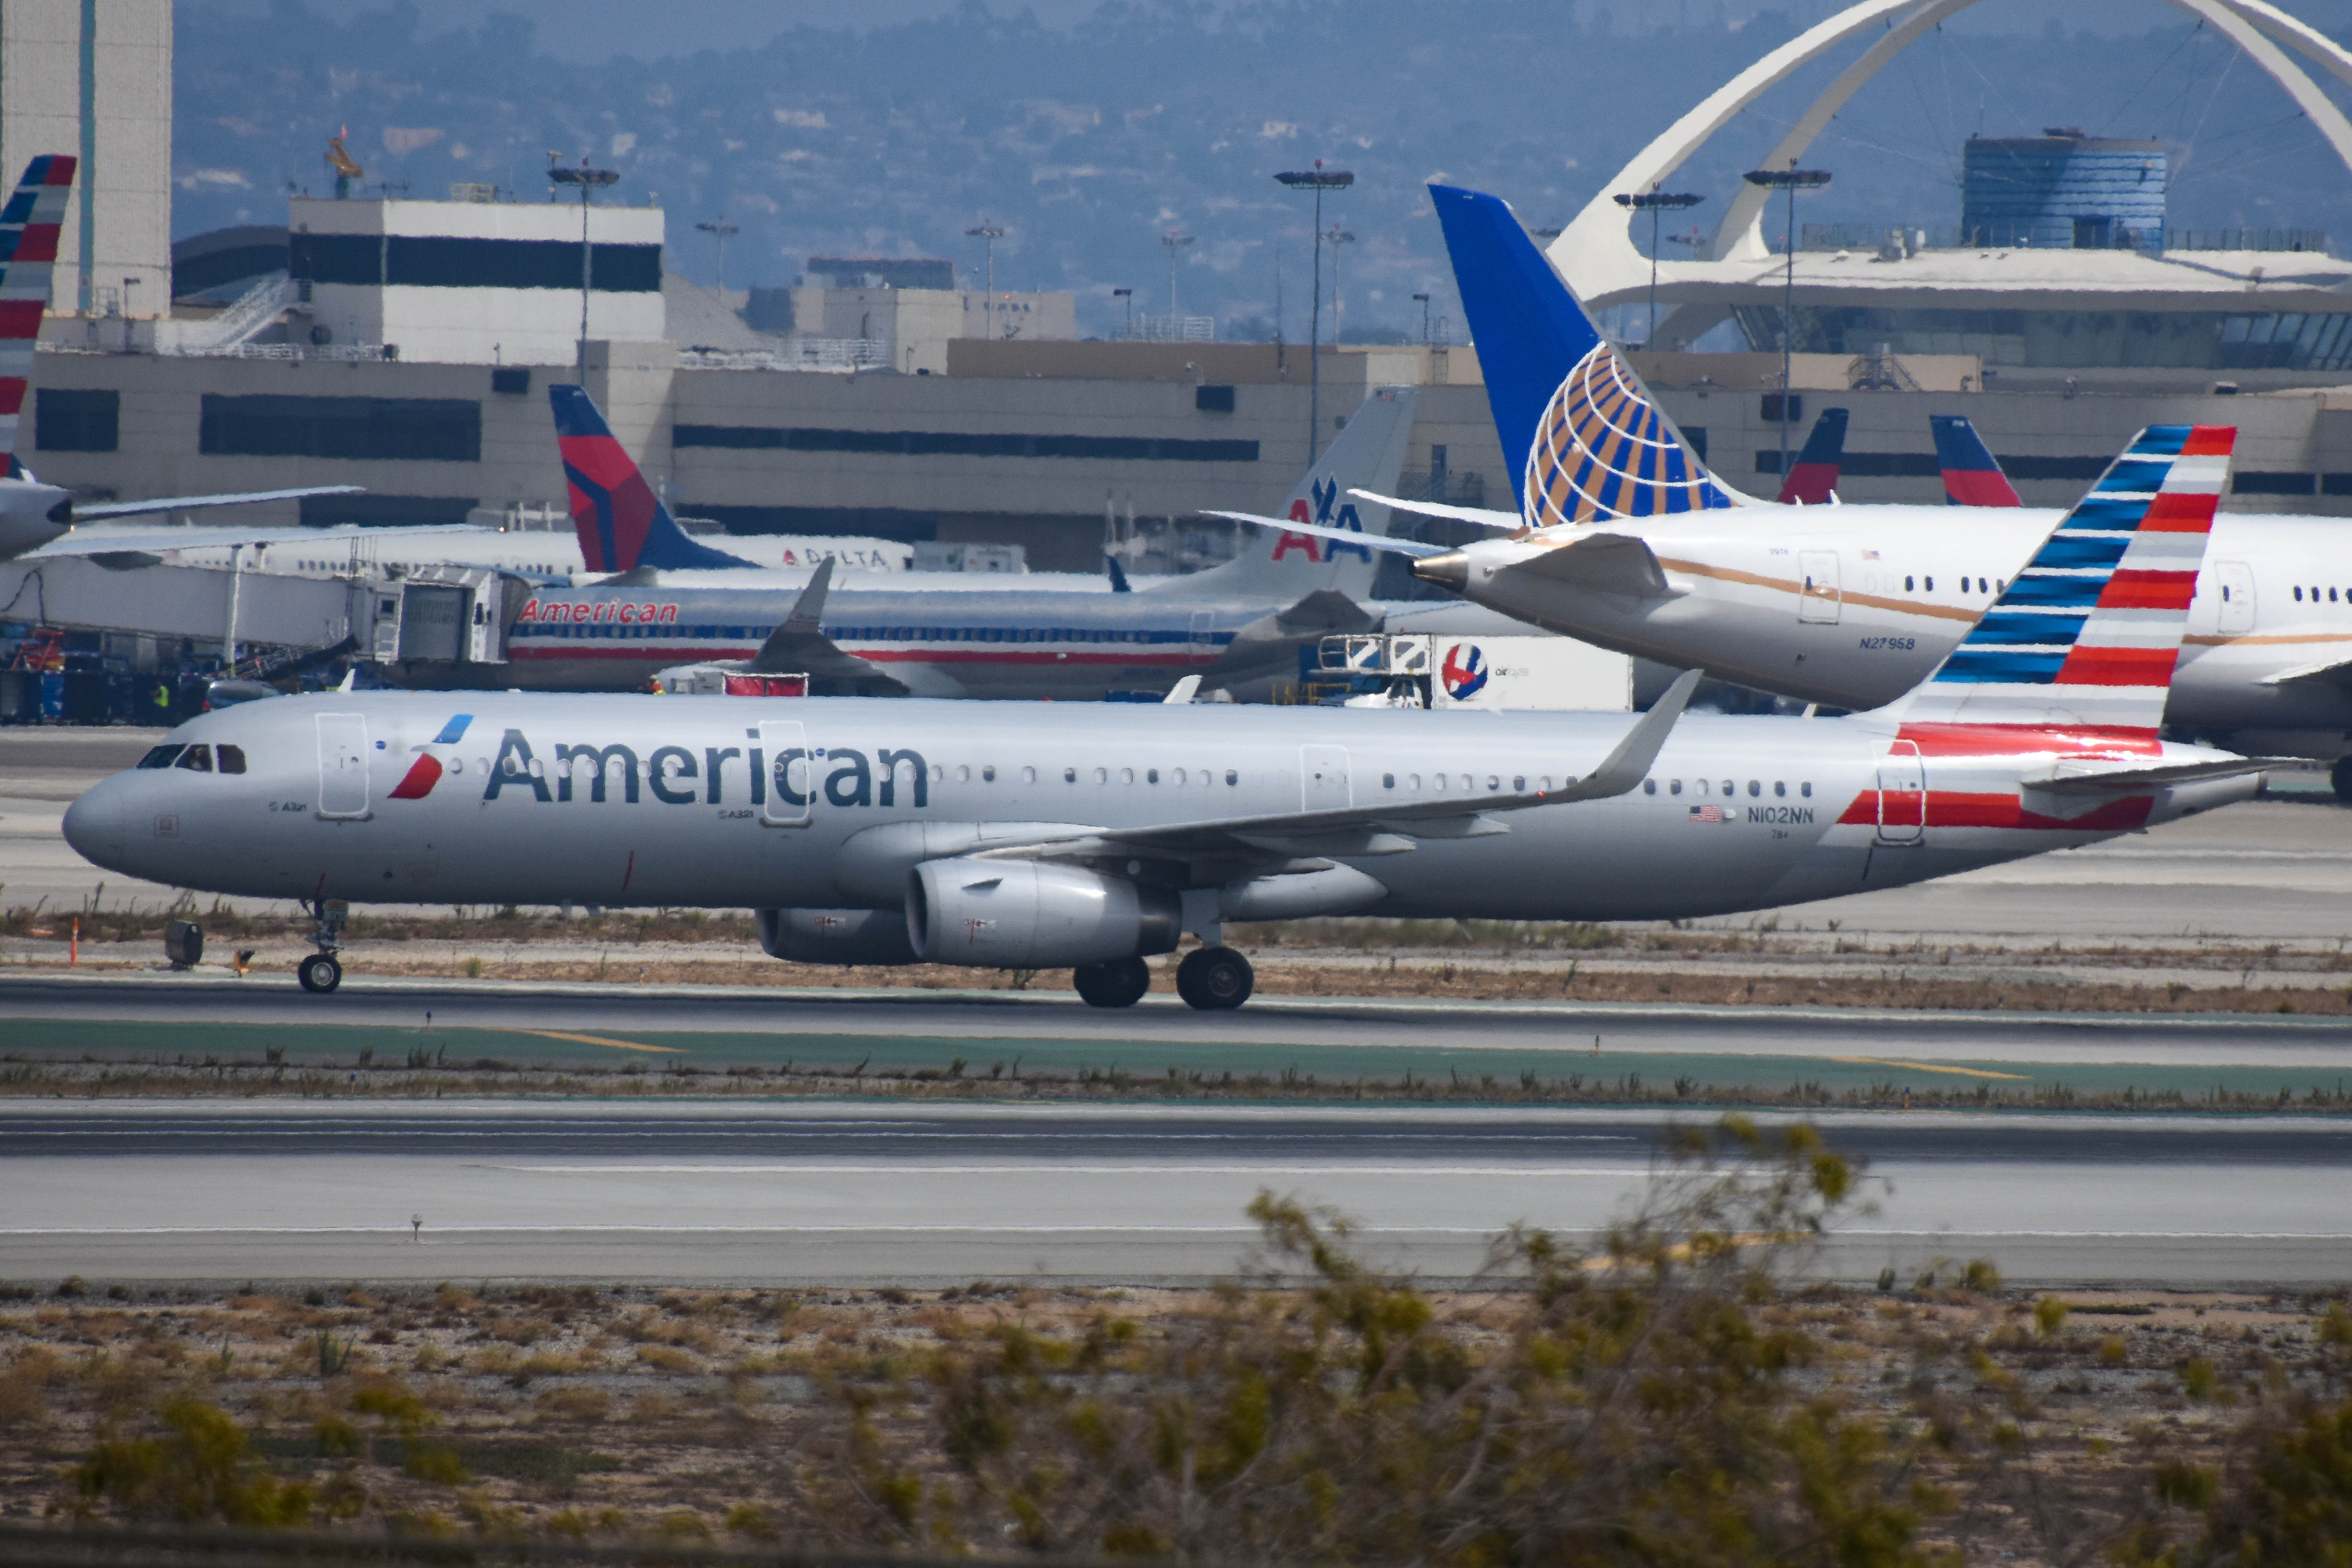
[297,899,348,993]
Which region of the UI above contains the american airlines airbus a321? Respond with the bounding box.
[1225,185,2352,786]
[64,426,2265,1009]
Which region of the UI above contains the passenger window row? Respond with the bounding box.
[2292,586,2348,602]
[927,764,1241,787]
[1641,777,1811,798]
[136,743,247,774]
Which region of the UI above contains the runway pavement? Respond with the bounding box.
[2,1100,2346,1288]
[9,973,2352,1099]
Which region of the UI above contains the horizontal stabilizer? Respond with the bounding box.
[1345,489,1522,532]
[2021,755,2284,795]
[2259,654,2352,687]
[1501,531,1674,599]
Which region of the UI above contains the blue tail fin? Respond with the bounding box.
[1930,414,2023,507]
[549,384,755,573]
[1431,184,1737,526]
[1777,407,1846,504]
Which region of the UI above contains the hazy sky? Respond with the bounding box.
[182,0,2352,64]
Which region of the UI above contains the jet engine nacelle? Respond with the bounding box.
[755,906,918,966]
[907,857,1179,968]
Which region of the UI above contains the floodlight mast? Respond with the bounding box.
[1610,189,1704,350]
[966,222,1005,340]
[1274,163,1354,464]
[1741,166,1831,481]
[550,159,620,380]
[694,219,739,293]
[1112,286,1133,339]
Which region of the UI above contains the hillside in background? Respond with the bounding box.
[174,0,2352,341]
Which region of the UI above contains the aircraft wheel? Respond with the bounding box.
[1073,957,1151,1009]
[297,953,343,994]
[2333,758,2352,805]
[1176,946,1254,1011]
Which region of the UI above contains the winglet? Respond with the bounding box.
[549,384,755,572]
[742,557,834,672]
[1551,668,1703,802]
[1106,555,1132,593]
[1164,674,1202,705]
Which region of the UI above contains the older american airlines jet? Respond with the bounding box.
[1228,185,2352,795]
[371,383,1441,700]
[65,425,2264,1008]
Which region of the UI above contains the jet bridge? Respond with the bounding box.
[0,554,516,668]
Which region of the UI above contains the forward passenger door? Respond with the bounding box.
[1798,551,1841,624]
[759,719,812,827]
[316,714,370,819]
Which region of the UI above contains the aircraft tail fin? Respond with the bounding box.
[1931,415,2022,507]
[0,155,74,469]
[1430,182,1739,526]
[1153,385,1415,599]
[548,384,754,572]
[1895,424,2234,738]
[1776,407,1847,505]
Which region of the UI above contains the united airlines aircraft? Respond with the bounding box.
[1231,184,2352,790]
[65,426,2265,1009]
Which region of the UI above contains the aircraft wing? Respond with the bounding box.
[1201,509,1446,558]
[1346,489,1523,531]
[1501,532,1675,599]
[741,557,910,695]
[69,485,366,523]
[2020,755,2286,795]
[971,669,1700,871]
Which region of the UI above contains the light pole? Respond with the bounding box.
[1112,286,1133,339]
[550,158,619,380]
[695,219,738,294]
[1741,166,1831,481]
[1274,162,1353,464]
[1610,189,1704,350]
[1413,291,1431,346]
[1324,228,1353,345]
[966,222,1004,340]
[1160,231,1193,332]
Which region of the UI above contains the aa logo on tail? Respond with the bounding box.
[1273,476,1372,562]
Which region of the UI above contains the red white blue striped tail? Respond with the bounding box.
[0,155,75,467]
[1894,424,2234,739]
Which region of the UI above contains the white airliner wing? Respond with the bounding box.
[1202,510,1445,558]
[69,485,366,524]
[1346,489,1522,531]
[974,669,1701,869]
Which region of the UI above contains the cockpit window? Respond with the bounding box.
[216,744,247,775]
[175,745,213,772]
[137,745,185,769]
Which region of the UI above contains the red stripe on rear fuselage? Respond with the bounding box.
[1837,789,2156,832]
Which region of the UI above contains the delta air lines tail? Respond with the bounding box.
[0,155,73,472]
[1430,183,1740,527]
[1777,407,1847,505]
[549,385,757,573]
[1931,415,2023,507]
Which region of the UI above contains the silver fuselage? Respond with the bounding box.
[64,692,2255,926]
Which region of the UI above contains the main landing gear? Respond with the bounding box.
[1072,946,1256,1011]
[297,899,347,994]
[1175,946,1254,1011]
